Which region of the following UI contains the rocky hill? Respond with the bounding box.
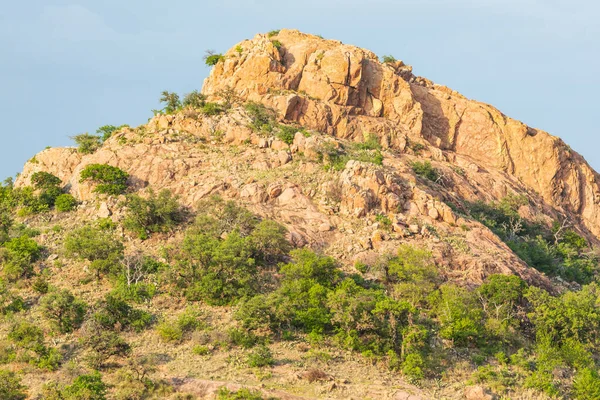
[2,29,600,399]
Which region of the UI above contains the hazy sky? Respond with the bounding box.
[1,0,598,177]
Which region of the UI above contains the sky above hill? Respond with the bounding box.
[0,0,598,177]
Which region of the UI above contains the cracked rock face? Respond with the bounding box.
[203,29,600,239]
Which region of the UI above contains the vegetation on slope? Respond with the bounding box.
[1,163,600,399]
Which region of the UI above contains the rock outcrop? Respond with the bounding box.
[15,29,599,291]
[202,29,600,240]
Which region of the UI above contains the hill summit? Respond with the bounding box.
[4,29,600,399]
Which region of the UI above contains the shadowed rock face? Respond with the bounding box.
[202,29,600,239]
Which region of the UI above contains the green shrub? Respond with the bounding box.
[205,51,225,66]
[526,284,600,346]
[402,353,425,381]
[96,125,128,142]
[411,161,439,182]
[8,320,61,370]
[183,90,206,109]
[156,322,182,342]
[92,294,153,332]
[0,369,27,400]
[123,189,186,239]
[55,193,78,212]
[1,235,42,280]
[271,40,282,49]
[355,134,381,151]
[82,330,130,369]
[382,55,397,63]
[79,164,128,195]
[193,345,211,355]
[276,125,297,145]
[31,172,61,189]
[171,201,290,305]
[267,30,280,37]
[201,102,225,116]
[247,345,274,367]
[72,133,103,154]
[62,372,107,400]
[64,225,124,278]
[159,91,181,114]
[40,289,87,333]
[157,308,202,343]
[217,387,267,400]
[245,102,277,132]
[0,281,25,315]
[248,220,290,264]
[434,284,484,346]
[228,327,259,348]
[573,368,600,400]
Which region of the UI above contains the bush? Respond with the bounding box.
[247,345,274,367]
[31,172,61,189]
[573,368,600,400]
[82,330,130,369]
[1,235,42,280]
[92,294,153,332]
[0,281,25,315]
[156,308,203,343]
[62,372,107,400]
[276,125,297,145]
[0,369,27,400]
[79,164,128,195]
[201,102,225,116]
[72,133,103,154]
[217,387,265,400]
[40,289,87,333]
[8,320,61,370]
[96,125,128,142]
[123,189,187,239]
[245,102,277,132]
[55,193,77,212]
[182,90,206,109]
[382,55,397,63]
[159,91,181,114]
[205,51,225,66]
[271,40,282,49]
[411,161,439,182]
[434,284,484,346]
[526,284,600,346]
[171,200,290,305]
[64,226,124,278]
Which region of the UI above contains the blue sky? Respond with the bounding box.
[1,0,598,177]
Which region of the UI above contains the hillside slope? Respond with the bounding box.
[2,30,600,400]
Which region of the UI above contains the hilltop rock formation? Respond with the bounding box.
[202,29,600,240]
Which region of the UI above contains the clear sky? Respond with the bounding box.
[1,0,598,178]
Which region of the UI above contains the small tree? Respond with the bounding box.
[159,91,181,114]
[204,50,225,66]
[382,55,397,63]
[1,236,42,281]
[40,289,87,333]
[96,125,128,142]
[182,90,206,109]
[64,226,124,279]
[31,172,61,189]
[123,189,187,240]
[62,372,107,400]
[72,133,103,154]
[79,164,129,195]
[0,369,27,400]
[55,194,78,212]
